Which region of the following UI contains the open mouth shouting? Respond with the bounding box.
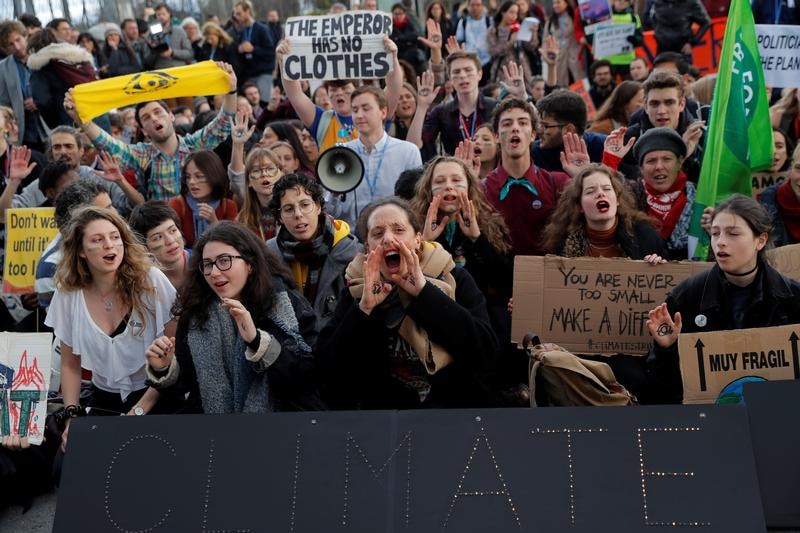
[596,199,611,213]
[102,251,119,265]
[473,145,483,156]
[384,249,402,273]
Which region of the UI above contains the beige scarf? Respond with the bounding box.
[346,241,457,374]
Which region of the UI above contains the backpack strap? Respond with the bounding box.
[316,109,334,148]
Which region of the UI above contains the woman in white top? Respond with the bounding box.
[46,206,176,451]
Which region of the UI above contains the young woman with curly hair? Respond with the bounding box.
[542,163,664,259]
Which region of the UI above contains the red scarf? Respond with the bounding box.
[776,180,800,241]
[644,171,688,240]
[393,16,408,29]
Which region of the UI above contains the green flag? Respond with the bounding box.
[687,0,773,261]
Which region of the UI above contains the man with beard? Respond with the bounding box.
[589,59,616,111]
[484,98,569,256]
[0,20,48,152]
[63,62,239,201]
[0,127,139,216]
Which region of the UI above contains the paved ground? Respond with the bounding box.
[0,491,56,533]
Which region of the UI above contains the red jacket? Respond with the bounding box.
[169,195,239,248]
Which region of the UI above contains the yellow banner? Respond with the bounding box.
[3,208,59,294]
[72,61,231,123]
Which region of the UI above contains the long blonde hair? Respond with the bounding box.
[409,156,512,254]
[236,148,282,240]
[56,206,154,328]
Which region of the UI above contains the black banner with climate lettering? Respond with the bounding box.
[54,406,766,532]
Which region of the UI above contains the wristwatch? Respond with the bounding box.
[133,406,145,416]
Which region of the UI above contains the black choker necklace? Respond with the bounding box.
[724,263,758,277]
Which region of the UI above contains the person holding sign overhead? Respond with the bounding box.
[645,194,800,404]
[276,31,404,153]
[325,86,422,228]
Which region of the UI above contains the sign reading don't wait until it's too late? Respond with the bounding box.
[282,11,394,81]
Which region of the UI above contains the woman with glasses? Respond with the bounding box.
[145,222,323,413]
[169,150,238,249]
[266,174,361,327]
[235,147,284,241]
[45,206,177,451]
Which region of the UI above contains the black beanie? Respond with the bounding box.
[634,127,687,166]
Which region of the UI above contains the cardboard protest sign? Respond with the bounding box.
[750,170,786,199]
[577,0,612,34]
[0,332,53,445]
[3,208,59,294]
[593,23,636,59]
[678,324,800,404]
[512,256,712,355]
[282,12,393,81]
[755,25,800,88]
[766,243,800,281]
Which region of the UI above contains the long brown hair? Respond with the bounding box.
[594,80,642,127]
[236,147,282,240]
[409,156,512,254]
[55,206,155,328]
[542,164,653,253]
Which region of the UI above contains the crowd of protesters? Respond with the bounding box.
[1,0,800,511]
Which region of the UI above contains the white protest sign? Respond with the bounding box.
[517,17,540,42]
[592,23,636,58]
[756,24,800,88]
[0,332,52,445]
[282,11,394,81]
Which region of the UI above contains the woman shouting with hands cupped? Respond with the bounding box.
[316,198,500,410]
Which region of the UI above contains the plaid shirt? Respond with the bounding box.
[92,110,234,201]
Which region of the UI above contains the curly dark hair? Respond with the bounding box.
[268,173,325,221]
[542,164,654,254]
[174,222,294,331]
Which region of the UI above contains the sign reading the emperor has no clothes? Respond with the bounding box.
[282,12,394,81]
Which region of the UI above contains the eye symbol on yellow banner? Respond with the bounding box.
[123,71,179,95]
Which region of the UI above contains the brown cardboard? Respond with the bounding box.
[766,243,800,281]
[678,324,800,404]
[751,171,787,200]
[512,256,712,355]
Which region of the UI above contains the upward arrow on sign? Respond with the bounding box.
[695,339,707,391]
[789,332,799,380]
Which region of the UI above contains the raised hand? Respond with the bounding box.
[214,61,237,92]
[500,61,527,99]
[454,140,481,178]
[417,19,443,50]
[445,35,464,55]
[423,194,448,241]
[97,151,125,183]
[646,303,682,348]
[559,132,590,178]
[539,34,559,66]
[221,298,257,343]
[455,189,480,240]
[382,33,398,56]
[390,239,426,297]
[359,245,393,315]
[63,90,81,125]
[232,110,255,144]
[604,127,636,160]
[8,146,37,183]
[683,121,705,159]
[145,335,175,371]
[415,70,440,109]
